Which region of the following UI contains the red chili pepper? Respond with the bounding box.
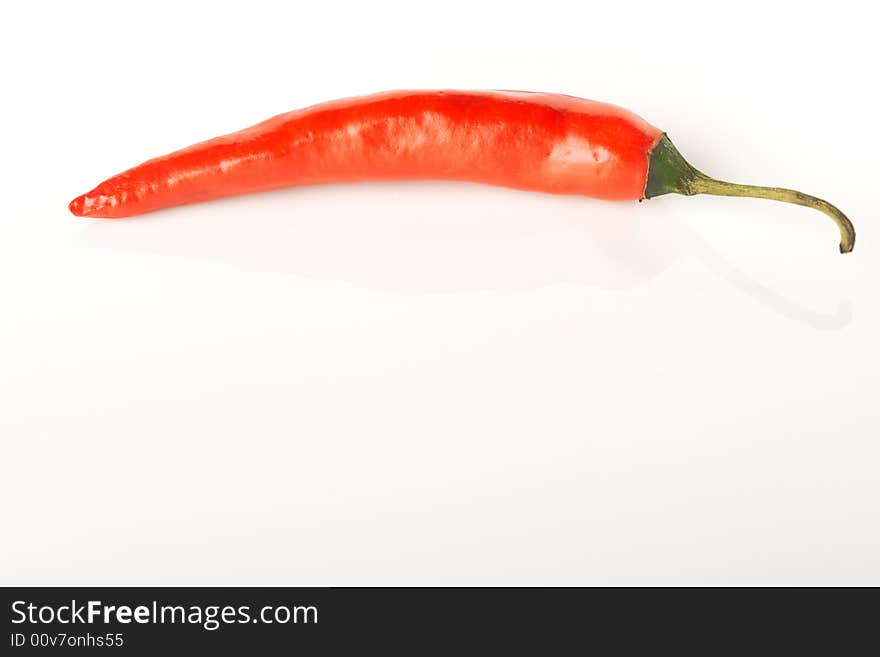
[69,90,855,253]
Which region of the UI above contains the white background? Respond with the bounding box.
[2,1,878,585]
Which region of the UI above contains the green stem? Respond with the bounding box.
[644,135,855,254]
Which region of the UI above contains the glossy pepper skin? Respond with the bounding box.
[69,90,664,218]
[70,89,855,253]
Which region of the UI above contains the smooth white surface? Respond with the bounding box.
[1,0,878,585]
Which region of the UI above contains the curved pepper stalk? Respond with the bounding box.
[645,135,855,254]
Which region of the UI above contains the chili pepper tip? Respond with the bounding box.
[68,195,87,217]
